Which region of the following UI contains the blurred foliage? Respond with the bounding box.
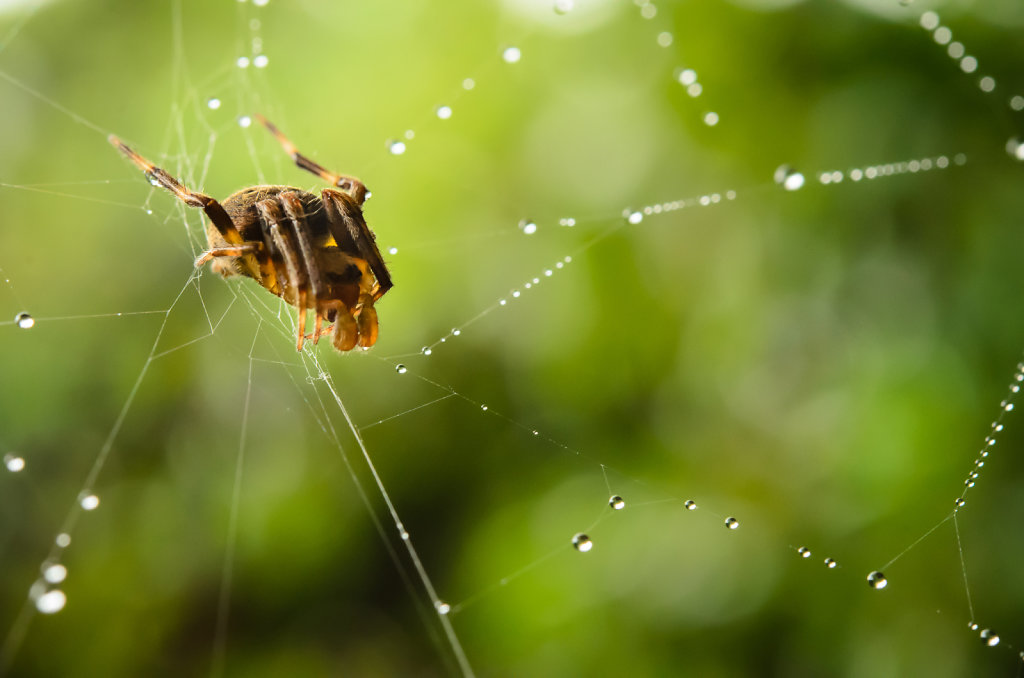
[1,0,1024,676]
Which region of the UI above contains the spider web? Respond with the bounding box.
[2,0,1024,675]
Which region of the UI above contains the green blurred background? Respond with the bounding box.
[2,0,1024,675]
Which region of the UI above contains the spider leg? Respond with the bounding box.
[108,135,244,245]
[255,198,310,351]
[321,189,393,301]
[255,115,368,204]
[194,244,262,267]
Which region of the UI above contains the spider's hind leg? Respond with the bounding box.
[255,115,368,204]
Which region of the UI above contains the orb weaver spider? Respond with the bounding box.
[109,116,392,352]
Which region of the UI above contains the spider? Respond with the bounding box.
[109,116,392,352]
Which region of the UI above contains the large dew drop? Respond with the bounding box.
[980,629,1000,647]
[866,571,887,589]
[519,219,538,235]
[15,312,34,329]
[609,495,625,510]
[797,547,811,559]
[572,533,593,552]
[4,454,25,472]
[684,500,697,511]
[774,165,805,191]
[724,517,739,530]
[35,589,67,614]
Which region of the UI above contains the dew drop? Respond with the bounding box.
[388,246,398,255]
[609,495,625,510]
[388,139,407,155]
[724,517,739,530]
[502,46,522,64]
[462,78,475,90]
[15,312,34,329]
[627,211,643,225]
[657,32,673,47]
[920,11,940,30]
[572,533,593,552]
[947,41,965,59]
[435,600,451,615]
[4,454,25,472]
[236,56,250,68]
[55,533,71,548]
[774,165,805,191]
[640,3,656,18]
[980,629,1000,647]
[867,571,888,589]
[684,500,697,511]
[206,98,222,110]
[43,563,67,584]
[253,0,268,5]
[1010,95,1024,111]
[238,115,253,128]
[553,0,574,14]
[452,328,461,336]
[824,558,837,569]
[703,112,719,126]
[960,56,978,74]
[797,547,811,559]
[979,76,995,93]
[35,589,66,614]
[519,219,538,235]
[80,494,100,511]
[395,364,407,374]
[677,68,698,86]
[436,105,452,120]
[1006,138,1024,161]
[253,54,269,68]
[932,26,952,45]
[687,83,703,97]
[481,404,488,411]
[955,497,966,507]
[558,217,576,227]
[421,346,432,356]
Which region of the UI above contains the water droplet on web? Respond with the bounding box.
[572,533,593,552]
[1006,137,1024,161]
[684,500,697,511]
[388,140,406,155]
[253,54,269,68]
[640,3,656,19]
[35,589,66,614]
[554,0,574,13]
[451,328,461,336]
[947,41,965,59]
[979,76,996,93]
[519,219,538,235]
[960,56,978,74]
[824,558,837,569]
[626,211,643,225]
[55,533,71,548]
[4,454,25,472]
[436,105,452,120]
[797,547,811,559]
[435,600,451,615]
[80,494,100,511]
[980,629,1000,647]
[774,165,805,191]
[724,517,739,530]
[703,111,719,126]
[462,78,475,90]
[687,83,703,97]
[920,11,940,31]
[512,290,521,298]
[395,364,407,374]
[253,0,268,6]
[236,56,250,68]
[677,68,698,86]
[657,32,673,47]
[480,404,489,411]
[609,495,625,510]
[502,46,521,64]
[1010,95,1024,111]
[955,497,966,507]
[558,217,576,227]
[238,115,253,128]
[207,98,221,110]
[932,26,952,45]
[866,571,887,589]
[15,312,34,329]
[420,347,432,356]
[403,130,415,140]
[387,246,397,255]
[42,562,67,584]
